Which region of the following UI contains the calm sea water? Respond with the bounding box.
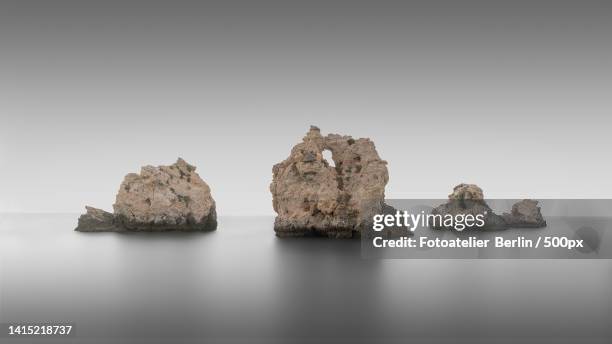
[1,214,611,343]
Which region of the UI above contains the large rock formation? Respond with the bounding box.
[76,158,217,232]
[502,199,547,228]
[270,126,391,238]
[431,184,546,230]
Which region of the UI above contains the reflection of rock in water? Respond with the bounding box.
[573,226,601,254]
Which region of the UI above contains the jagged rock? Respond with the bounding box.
[75,206,122,232]
[431,184,507,230]
[431,185,547,230]
[448,183,485,201]
[113,158,217,231]
[76,158,217,232]
[503,199,546,228]
[270,126,391,238]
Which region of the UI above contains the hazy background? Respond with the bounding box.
[1,0,611,215]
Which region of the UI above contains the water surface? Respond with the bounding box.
[1,214,611,343]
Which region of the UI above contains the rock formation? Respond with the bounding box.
[76,158,217,232]
[76,206,121,232]
[448,183,485,201]
[431,184,546,230]
[431,184,507,230]
[502,199,547,228]
[270,126,391,238]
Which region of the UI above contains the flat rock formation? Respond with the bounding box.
[270,126,391,238]
[502,199,547,228]
[76,206,122,232]
[76,158,217,232]
[431,184,546,230]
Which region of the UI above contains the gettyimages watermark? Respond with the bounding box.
[362,199,612,259]
[372,210,487,232]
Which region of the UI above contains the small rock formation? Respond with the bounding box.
[431,184,507,230]
[270,126,391,238]
[76,206,121,232]
[502,199,546,228]
[431,184,546,230]
[76,158,217,232]
[448,183,485,201]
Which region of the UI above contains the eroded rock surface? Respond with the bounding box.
[503,199,547,228]
[76,206,121,232]
[270,126,390,238]
[432,184,507,230]
[76,158,217,232]
[431,184,547,230]
[448,183,485,201]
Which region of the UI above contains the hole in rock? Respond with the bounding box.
[322,150,335,167]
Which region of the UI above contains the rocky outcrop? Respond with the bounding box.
[270,126,391,238]
[113,158,217,231]
[76,206,121,232]
[448,183,485,201]
[431,184,546,230]
[502,199,546,228]
[76,158,217,232]
[431,184,507,230]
